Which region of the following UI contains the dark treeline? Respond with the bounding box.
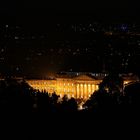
[0,78,78,114]
[0,74,140,140]
[0,74,140,115]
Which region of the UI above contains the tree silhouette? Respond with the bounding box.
[60,95,78,112]
[100,73,123,94]
[84,88,115,113]
[124,82,140,113]
[83,73,124,113]
[0,78,34,113]
[1,75,140,114]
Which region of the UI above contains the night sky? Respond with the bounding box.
[0,1,140,77]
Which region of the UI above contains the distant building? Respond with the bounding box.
[26,72,139,100]
[26,73,102,100]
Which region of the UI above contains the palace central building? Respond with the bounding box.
[26,72,139,100]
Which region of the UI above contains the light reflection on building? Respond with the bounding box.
[27,74,101,100]
[26,73,139,100]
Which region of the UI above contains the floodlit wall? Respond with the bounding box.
[27,77,101,99]
[26,74,138,100]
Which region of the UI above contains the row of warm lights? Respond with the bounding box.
[34,87,92,99]
[62,83,73,86]
[59,93,91,99]
[29,82,99,99]
[61,83,98,87]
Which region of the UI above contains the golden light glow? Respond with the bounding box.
[124,81,128,84]
[77,84,79,98]
[88,84,91,94]
[27,75,132,100]
[96,85,99,91]
[81,84,83,98]
[84,84,87,98]
[92,84,95,93]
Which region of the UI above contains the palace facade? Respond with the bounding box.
[26,72,139,100]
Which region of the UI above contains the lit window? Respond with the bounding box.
[72,83,73,86]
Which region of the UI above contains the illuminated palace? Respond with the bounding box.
[26,72,139,100]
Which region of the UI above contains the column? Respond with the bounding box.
[77,84,79,98]
[71,83,74,98]
[81,84,83,98]
[74,83,77,98]
[79,84,81,98]
[88,84,91,96]
[92,84,95,93]
[96,85,99,91]
[84,83,87,99]
[87,84,89,98]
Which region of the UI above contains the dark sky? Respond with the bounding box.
[0,1,140,77]
[1,1,139,15]
[16,1,138,10]
[0,0,139,23]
